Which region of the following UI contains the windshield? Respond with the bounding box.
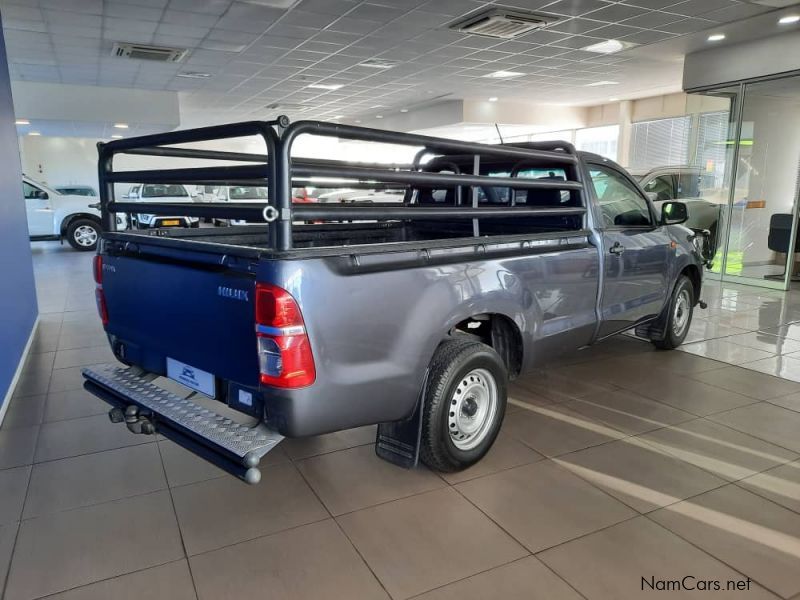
[142,184,188,198]
[229,186,268,200]
[57,187,95,196]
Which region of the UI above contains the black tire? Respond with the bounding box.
[420,338,507,472]
[652,275,694,350]
[65,218,100,251]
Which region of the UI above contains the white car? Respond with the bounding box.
[211,186,269,226]
[24,175,124,251]
[126,184,200,229]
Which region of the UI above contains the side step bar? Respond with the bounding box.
[82,364,283,484]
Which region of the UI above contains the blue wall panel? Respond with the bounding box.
[0,22,38,409]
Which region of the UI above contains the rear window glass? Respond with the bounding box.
[142,184,188,198]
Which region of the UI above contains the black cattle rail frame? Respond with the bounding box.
[97,115,588,251]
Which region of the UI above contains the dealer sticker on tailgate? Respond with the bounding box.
[166,357,216,398]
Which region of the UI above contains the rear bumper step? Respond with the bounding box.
[82,364,282,484]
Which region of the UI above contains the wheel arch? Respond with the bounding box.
[447,312,524,379]
[60,212,101,236]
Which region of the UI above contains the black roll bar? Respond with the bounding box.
[98,117,587,250]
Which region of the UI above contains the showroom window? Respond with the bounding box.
[575,125,619,161]
[693,111,730,189]
[629,116,691,170]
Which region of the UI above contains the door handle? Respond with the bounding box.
[609,242,625,255]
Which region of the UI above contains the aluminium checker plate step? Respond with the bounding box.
[83,364,283,483]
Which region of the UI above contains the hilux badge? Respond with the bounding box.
[218,286,249,301]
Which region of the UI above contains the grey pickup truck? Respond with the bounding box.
[82,118,705,484]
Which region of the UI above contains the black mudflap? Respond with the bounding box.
[375,372,428,468]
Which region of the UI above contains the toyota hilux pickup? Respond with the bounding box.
[82,118,705,484]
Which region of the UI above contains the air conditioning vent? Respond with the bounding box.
[451,8,556,39]
[112,42,188,62]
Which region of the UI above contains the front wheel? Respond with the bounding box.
[66,218,100,251]
[420,339,507,472]
[652,275,694,350]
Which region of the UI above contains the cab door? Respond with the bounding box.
[23,181,54,236]
[588,162,671,338]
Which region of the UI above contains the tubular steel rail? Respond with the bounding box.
[97,116,587,251]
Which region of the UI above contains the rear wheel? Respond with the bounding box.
[420,339,507,472]
[66,218,100,251]
[652,275,694,350]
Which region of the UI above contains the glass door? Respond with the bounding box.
[722,76,800,289]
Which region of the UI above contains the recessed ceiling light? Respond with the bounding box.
[307,83,343,90]
[707,33,725,41]
[484,70,524,79]
[400,108,409,113]
[332,115,343,119]
[582,39,635,54]
[15,119,29,125]
[176,71,212,79]
[111,134,123,139]
[114,123,128,129]
[586,80,619,87]
[609,97,619,101]
[375,115,383,119]
[779,15,800,24]
[355,120,361,123]
[488,96,498,102]
[28,132,41,136]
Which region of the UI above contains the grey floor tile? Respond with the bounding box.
[627,347,729,374]
[34,413,152,463]
[690,366,800,400]
[504,400,624,457]
[440,432,544,484]
[743,354,800,384]
[10,369,50,398]
[48,364,113,394]
[538,517,779,600]
[337,487,527,599]
[1,395,46,429]
[514,367,616,402]
[282,425,376,460]
[20,352,55,373]
[0,466,31,525]
[44,389,107,422]
[563,388,695,436]
[191,519,387,600]
[171,461,328,555]
[53,345,116,370]
[737,460,800,514]
[556,437,727,513]
[45,560,196,600]
[619,373,758,416]
[680,338,775,364]
[457,461,636,553]
[414,556,582,600]
[507,381,557,406]
[0,426,39,470]
[638,418,798,482]
[708,403,800,453]
[298,444,446,516]
[727,331,800,355]
[0,522,18,594]
[651,484,800,598]
[5,491,184,600]
[24,444,166,518]
[56,332,110,352]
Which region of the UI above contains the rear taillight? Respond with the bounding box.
[93,254,108,327]
[255,283,315,388]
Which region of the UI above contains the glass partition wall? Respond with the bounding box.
[691,74,800,290]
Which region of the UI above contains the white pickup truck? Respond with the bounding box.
[127,184,200,229]
[24,175,124,251]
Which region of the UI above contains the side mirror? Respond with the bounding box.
[645,191,659,203]
[661,201,688,225]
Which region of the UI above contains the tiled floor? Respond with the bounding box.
[3,242,800,599]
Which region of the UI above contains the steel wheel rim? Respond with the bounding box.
[74,225,98,247]
[448,368,498,451]
[673,289,691,336]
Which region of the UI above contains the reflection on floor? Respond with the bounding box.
[1,242,800,600]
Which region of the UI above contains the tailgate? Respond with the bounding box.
[101,249,259,388]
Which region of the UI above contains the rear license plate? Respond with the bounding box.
[166,357,216,398]
[161,219,180,226]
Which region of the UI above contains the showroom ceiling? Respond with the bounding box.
[0,0,795,127]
